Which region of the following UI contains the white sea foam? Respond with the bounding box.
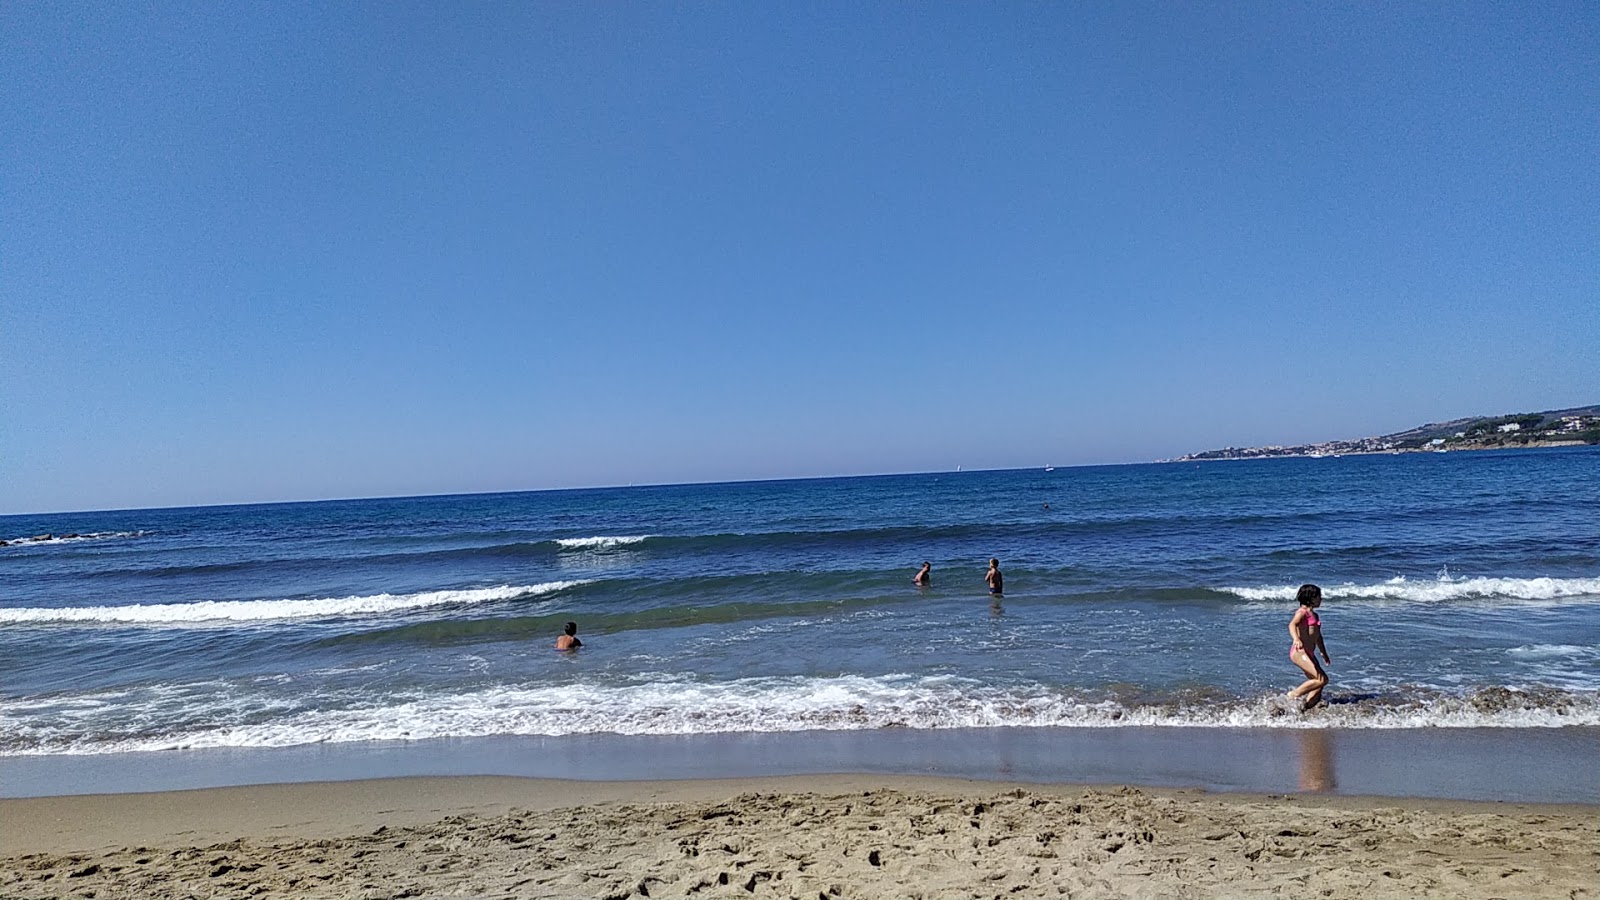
[1225,576,1600,605]
[1504,644,1600,690]
[1,530,147,546]
[5,675,1596,756]
[1508,644,1598,659]
[555,536,650,550]
[0,581,587,626]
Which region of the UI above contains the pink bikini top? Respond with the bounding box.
[1304,609,1321,628]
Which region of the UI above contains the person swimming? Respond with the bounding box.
[555,621,582,651]
[913,561,931,587]
[1286,584,1330,711]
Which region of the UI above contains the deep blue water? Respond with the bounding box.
[2,447,1597,756]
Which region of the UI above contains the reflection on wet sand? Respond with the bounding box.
[1298,729,1336,792]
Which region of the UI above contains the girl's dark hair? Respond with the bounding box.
[1296,584,1322,606]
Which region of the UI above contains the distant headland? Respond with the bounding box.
[1175,405,1600,461]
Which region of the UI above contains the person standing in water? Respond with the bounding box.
[1286,584,1330,711]
[913,561,931,587]
[555,621,583,651]
[984,558,1003,596]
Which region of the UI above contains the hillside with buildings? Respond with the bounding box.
[1177,405,1600,461]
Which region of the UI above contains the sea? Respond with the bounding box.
[3,448,1598,770]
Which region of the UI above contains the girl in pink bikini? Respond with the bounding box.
[1287,584,1331,711]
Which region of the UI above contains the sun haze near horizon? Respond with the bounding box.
[3,4,1596,515]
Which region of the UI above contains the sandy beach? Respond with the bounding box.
[3,775,1594,899]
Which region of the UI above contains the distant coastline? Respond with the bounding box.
[1174,404,1599,462]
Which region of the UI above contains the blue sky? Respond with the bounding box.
[4,3,1596,513]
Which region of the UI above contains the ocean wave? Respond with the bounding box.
[4,677,1595,755]
[1224,576,1600,605]
[320,594,896,647]
[0,581,588,626]
[554,536,651,550]
[1,530,147,547]
[292,535,656,566]
[1507,643,1599,659]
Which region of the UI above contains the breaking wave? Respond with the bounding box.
[4,676,1595,756]
[0,581,588,625]
[1223,576,1600,605]
[554,536,651,551]
[1,530,147,547]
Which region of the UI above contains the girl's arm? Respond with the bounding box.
[1288,608,1306,648]
[1314,626,1329,662]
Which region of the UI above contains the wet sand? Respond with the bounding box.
[8,726,1597,803]
[3,775,1595,899]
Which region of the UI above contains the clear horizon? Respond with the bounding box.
[9,438,1598,518]
[4,461,1098,517]
[5,4,1596,515]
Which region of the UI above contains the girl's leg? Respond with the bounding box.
[1300,659,1329,711]
[1288,649,1322,698]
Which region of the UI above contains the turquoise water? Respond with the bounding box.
[3,448,1597,756]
